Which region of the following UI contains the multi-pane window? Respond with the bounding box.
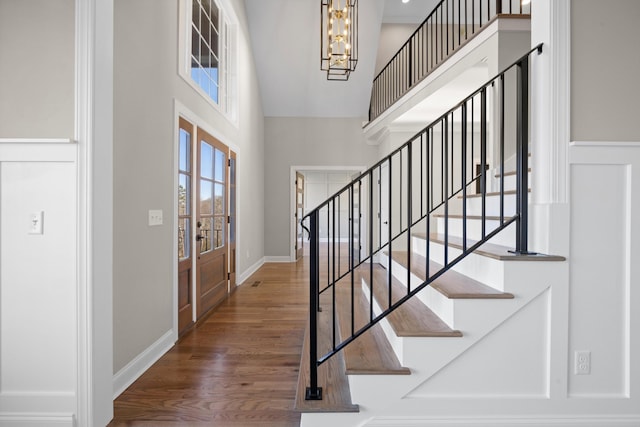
[182,0,236,120]
[199,140,226,253]
[191,0,220,103]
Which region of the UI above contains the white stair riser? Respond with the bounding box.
[463,194,516,217]
[411,235,506,292]
[388,256,456,327]
[492,169,531,190]
[436,217,516,247]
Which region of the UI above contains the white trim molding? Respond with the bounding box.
[237,257,266,285]
[264,256,292,263]
[0,138,75,144]
[0,413,75,427]
[112,330,175,399]
[363,416,640,427]
[75,0,114,425]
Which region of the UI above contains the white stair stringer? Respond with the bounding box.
[301,261,562,427]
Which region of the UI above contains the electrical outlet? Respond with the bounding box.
[575,351,591,375]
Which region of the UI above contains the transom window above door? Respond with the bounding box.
[180,0,238,123]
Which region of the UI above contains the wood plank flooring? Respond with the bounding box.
[109,261,310,427]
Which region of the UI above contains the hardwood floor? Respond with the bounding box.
[109,261,310,427]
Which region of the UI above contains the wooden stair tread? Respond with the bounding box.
[433,213,511,221]
[390,251,514,299]
[335,276,411,375]
[495,168,531,178]
[413,232,566,262]
[461,188,531,199]
[362,264,462,337]
[295,312,359,413]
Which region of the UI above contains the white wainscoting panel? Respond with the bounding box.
[0,142,77,421]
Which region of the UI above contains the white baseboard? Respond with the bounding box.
[264,256,292,263]
[112,330,175,398]
[237,257,265,285]
[0,413,74,427]
[364,416,640,427]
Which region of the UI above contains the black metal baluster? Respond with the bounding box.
[500,74,505,224]
[446,0,449,56]
[407,140,413,294]
[462,101,468,251]
[426,127,431,280]
[400,150,403,231]
[388,157,392,310]
[369,170,374,322]
[332,199,336,349]
[420,133,424,218]
[480,87,487,239]
[444,115,449,266]
[378,165,382,251]
[350,185,355,337]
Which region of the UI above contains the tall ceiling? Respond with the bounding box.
[244,0,440,118]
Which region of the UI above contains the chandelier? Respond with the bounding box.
[321,0,358,81]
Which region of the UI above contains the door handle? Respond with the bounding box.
[383,221,388,224]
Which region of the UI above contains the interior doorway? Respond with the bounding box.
[290,166,366,261]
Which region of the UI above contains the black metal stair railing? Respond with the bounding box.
[303,44,542,400]
[369,0,531,123]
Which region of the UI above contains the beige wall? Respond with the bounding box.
[113,0,265,373]
[0,0,74,138]
[571,0,640,141]
[375,23,418,75]
[264,117,378,257]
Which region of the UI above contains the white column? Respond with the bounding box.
[75,0,114,425]
[529,0,571,255]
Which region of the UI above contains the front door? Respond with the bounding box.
[177,118,194,335]
[295,172,305,259]
[196,128,229,318]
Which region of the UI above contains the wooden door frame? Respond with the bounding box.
[288,165,367,262]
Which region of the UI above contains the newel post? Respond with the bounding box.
[305,209,323,400]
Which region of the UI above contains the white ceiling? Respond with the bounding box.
[244,0,443,118]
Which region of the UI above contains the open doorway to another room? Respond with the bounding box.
[290,166,365,261]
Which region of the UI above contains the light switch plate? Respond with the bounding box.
[148,209,163,226]
[29,211,44,234]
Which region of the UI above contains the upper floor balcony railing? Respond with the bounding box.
[368,0,531,122]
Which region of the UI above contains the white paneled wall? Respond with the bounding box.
[0,142,77,426]
[303,171,359,240]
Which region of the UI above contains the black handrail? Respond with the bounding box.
[368,0,531,122]
[303,44,542,400]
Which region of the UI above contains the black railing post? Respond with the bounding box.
[514,55,531,255]
[305,209,322,400]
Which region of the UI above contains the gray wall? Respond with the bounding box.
[113,0,265,373]
[571,0,640,141]
[0,0,74,137]
[264,117,378,257]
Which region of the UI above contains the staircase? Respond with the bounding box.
[296,41,565,426]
